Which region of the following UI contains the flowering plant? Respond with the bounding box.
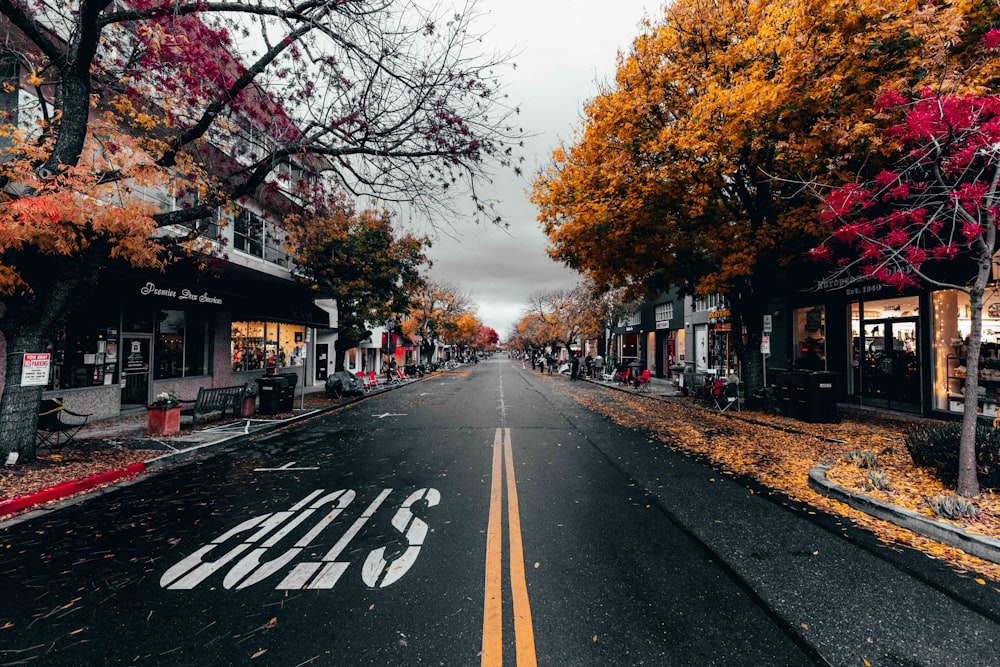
[150,390,181,408]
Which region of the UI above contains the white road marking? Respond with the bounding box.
[372,413,407,419]
[253,461,319,472]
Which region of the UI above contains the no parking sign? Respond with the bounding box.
[20,353,50,386]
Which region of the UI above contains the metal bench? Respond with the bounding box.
[181,384,250,430]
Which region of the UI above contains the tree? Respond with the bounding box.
[400,279,477,364]
[472,325,499,352]
[525,283,602,356]
[287,201,428,373]
[532,0,1000,393]
[811,63,1000,496]
[0,0,520,459]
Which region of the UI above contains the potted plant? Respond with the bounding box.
[147,390,181,436]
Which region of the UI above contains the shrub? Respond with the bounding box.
[863,469,889,491]
[904,422,1000,490]
[928,494,978,520]
[843,450,877,469]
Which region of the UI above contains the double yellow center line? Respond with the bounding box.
[482,427,537,666]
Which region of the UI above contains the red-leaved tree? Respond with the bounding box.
[0,0,520,459]
[813,44,1000,496]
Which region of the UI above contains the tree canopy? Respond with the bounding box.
[532,0,1000,389]
[287,200,428,372]
[0,0,521,459]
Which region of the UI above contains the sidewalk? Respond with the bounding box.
[0,378,411,524]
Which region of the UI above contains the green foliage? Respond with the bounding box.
[928,494,979,520]
[843,450,878,469]
[862,469,890,492]
[905,423,1000,490]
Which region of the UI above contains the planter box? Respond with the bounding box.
[147,405,181,436]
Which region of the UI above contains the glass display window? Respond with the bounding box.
[154,309,210,380]
[793,305,826,370]
[931,289,1000,415]
[232,321,306,371]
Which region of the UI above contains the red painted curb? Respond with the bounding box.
[0,461,146,517]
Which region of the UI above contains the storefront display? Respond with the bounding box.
[932,290,1000,416]
[231,321,306,372]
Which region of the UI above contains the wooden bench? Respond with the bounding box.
[181,384,250,430]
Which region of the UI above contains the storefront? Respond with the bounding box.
[804,281,923,414]
[707,309,738,376]
[42,275,228,417]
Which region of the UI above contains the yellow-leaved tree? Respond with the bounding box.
[533,0,1000,392]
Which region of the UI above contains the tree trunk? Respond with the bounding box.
[0,328,49,462]
[957,242,994,497]
[0,269,83,463]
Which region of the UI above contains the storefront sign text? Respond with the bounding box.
[140,281,223,305]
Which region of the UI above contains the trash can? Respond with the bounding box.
[775,371,808,418]
[803,372,839,423]
[277,372,299,412]
[255,376,288,415]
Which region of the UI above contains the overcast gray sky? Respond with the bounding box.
[422,0,654,339]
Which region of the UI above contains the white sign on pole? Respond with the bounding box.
[760,335,771,355]
[763,315,772,333]
[21,353,51,387]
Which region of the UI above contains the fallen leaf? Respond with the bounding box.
[251,649,267,659]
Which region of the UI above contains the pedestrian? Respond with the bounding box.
[585,354,593,378]
[594,354,604,379]
[571,354,580,380]
[546,355,554,375]
[538,356,546,374]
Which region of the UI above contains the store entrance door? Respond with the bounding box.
[121,335,153,407]
[859,318,920,412]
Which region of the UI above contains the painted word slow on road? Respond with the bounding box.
[160,487,439,591]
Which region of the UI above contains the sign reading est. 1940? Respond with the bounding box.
[20,353,51,387]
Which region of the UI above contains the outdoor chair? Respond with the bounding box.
[632,369,651,392]
[713,381,741,412]
[36,398,91,450]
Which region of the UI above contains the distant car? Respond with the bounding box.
[325,370,365,398]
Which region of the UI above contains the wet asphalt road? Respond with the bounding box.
[1,359,999,666]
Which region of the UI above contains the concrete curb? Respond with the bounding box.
[808,463,1000,566]
[0,462,146,518]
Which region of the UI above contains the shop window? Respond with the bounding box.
[793,306,826,370]
[232,321,306,372]
[48,304,119,390]
[932,290,1000,415]
[154,310,211,380]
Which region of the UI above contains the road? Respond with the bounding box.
[1,358,998,666]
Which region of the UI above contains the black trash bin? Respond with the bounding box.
[775,370,808,418]
[277,372,299,411]
[256,376,288,415]
[803,372,839,423]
